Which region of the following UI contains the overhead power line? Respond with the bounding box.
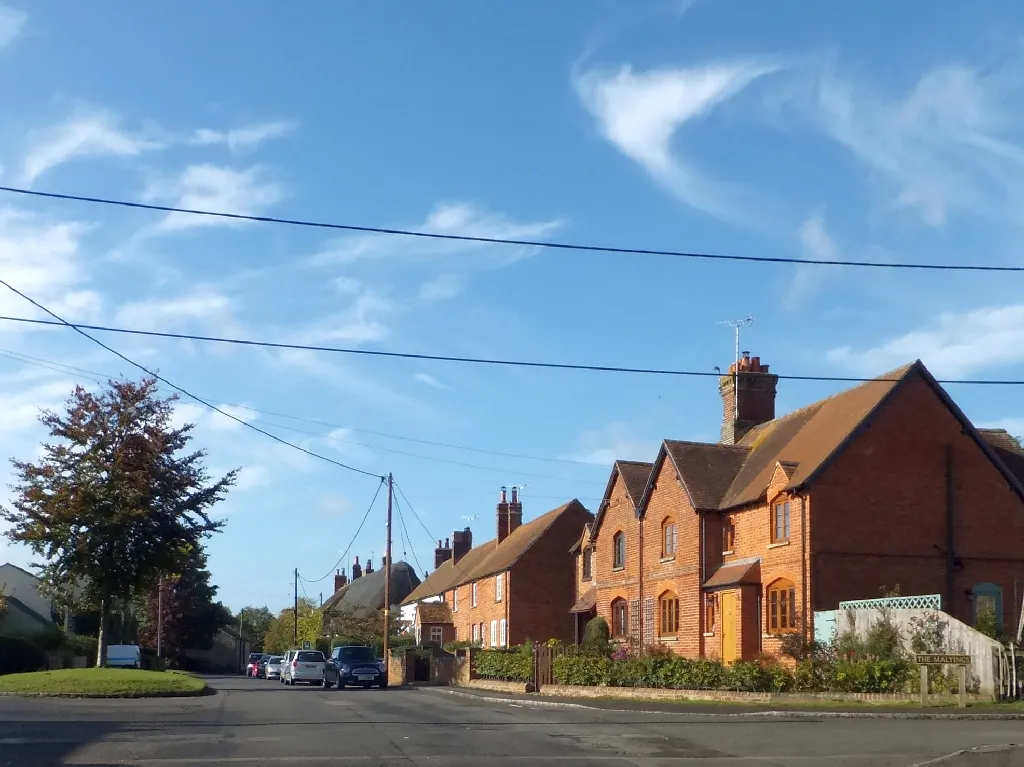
[299,477,386,585]
[0,184,1020,272]
[0,347,605,483]
[2,313,1023,385]
[0,283,385,480]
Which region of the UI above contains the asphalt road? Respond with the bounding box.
[1,675,1022,766]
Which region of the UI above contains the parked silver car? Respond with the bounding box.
[279,650,296,684]
[285,650,326,686]
[263,655,283,680]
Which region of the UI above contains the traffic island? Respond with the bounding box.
[0,668,210,698]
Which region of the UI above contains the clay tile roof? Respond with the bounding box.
[703,558,761,589]
[569,587,597,613]
[416,602,453,624]
[401,500,592,603]
[978,429,1024,486]
[664,440,751,510]
[717,362,916,509]
[617,461,654,507]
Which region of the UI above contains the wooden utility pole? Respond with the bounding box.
[293,568,299,645]
[382,473,393,664]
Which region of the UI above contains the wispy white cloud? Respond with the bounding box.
[189,121,295,152]
[417,273,463,302]
[310,202,562,268]
[0,208,102,325]
[332,276,362,295]
[114,287,232,331]
[786,211,840,307]
[0,4,26,49]
[560,422,659,466]
[296,290,394,346]
[808,60,1024,227]
[171,402,254,433]
[414,373,446,390]
[146,164,284,232]
[21,109,163,184]
[827,304,1024,378]
[573,60,781,226]
[0,379,75,436]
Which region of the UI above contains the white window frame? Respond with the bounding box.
[452,588,458,612]
[495,573,504,602]
[490,619,498,647]
[471,582,477,607]
[499,618,507,647]
[471,623,478,642]
[429,626,443,644]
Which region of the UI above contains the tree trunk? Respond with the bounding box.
[96,598,109,668]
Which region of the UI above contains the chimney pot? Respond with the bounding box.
[500,486,507,503]
[719,350,778,446]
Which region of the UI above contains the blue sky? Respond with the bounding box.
[2,0,1024,612]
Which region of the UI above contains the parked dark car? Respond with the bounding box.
[324,645,387,689]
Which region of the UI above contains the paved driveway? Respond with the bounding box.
[1,675,1022,765]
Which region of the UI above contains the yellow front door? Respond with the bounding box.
[720,590,738,665]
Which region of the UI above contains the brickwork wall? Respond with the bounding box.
[593,471,643,638]
[512,502,594,645]
[810,372,1024,630]
[446,571,506,646]
[642,458,702,657]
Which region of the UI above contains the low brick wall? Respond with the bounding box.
[464,679,529,694]
[459,679,981,705]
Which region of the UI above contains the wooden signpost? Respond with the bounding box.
[915,654,970,708]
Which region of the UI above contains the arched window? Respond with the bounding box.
[659,591,679,636]
[611,598,628,637]
[722,517,735,553]
[971,582,1003,632]
[661,518,677,558]
[766,578,797,633]
[612,531,626,569]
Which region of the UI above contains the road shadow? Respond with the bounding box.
[1,719,122,767]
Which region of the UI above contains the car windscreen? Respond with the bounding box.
[268,657,283,663]
[336,647,376,662]
[296,651,324,662]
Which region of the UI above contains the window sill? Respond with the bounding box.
[612,566,625,572]
[767,541,790,549]
[660,556,675,563]
[763,632,797,638]
[722,550,734,556]
[703,632,715,637]
[658,635,678,642]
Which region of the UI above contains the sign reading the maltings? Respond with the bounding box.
[914,653,971,665]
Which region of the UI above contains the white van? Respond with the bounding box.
[105,644,142,669]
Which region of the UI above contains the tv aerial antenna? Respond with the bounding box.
[717,317,753,420]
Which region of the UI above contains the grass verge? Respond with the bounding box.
[0,668,208,698]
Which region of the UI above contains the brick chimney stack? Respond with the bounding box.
[497,486,511,544]
[352,557,362,580]
[452,527,472,564]
[719,351,778,445]
[435,538,452,569]
[365,557,374,575]
[508,486,523,537]
[334,568,348,593]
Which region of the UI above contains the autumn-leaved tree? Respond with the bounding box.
[0,378,237,667]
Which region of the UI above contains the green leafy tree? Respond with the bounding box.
[237,606,275,652]
[262,598,318,653]
[0,378,237,667]
[137,545,232,662]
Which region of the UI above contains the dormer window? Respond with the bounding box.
[612,532,625,570]
[772,501,791,543]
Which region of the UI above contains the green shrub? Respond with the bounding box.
[581,616,610,655]
[65,634,98,663]
[0,636,48,675]
[474,647,532,681]
[22,626,65,652]
[831,657,912,693]
[553,653,609,686]
[443,639,479,653]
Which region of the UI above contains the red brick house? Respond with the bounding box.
[402,489,593,646]
[573,354,1024,662]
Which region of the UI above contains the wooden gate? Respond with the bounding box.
[531,645,565,692]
